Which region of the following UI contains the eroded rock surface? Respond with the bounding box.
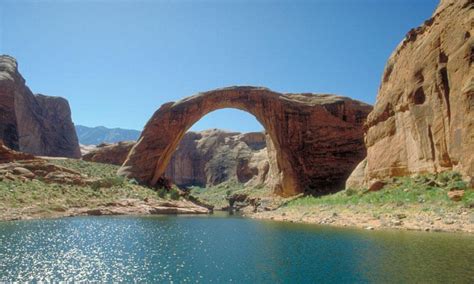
[351,0,473,186]
[165,129,271,188]
[0,55,80,158]
[0,157,104,186]
[83,129,273,188]
[119,87,372,196]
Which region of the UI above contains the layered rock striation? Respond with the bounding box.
[0,55,80,158]
[348,0,473,187]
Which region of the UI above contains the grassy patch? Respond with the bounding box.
[286,172,473,209]
[48,159,120,179]
[0,159,167,214]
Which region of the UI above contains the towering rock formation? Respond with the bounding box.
[0,55,80,158]
[119,87,372,196]
[348,0,473,187]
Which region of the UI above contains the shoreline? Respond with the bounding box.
[0,198,210,222]
[3,203,472,235]
[246,205,474,234]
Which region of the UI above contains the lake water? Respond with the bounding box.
[0,214,473,283]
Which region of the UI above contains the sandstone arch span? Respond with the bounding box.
[118,86,372,196]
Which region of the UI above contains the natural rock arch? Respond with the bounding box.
[118,86,372,196]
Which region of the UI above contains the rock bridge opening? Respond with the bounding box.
[118,86,372,196]
[162,108,276,192]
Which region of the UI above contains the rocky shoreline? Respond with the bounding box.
[0,198,210,222]
[2,198,472,235]
[247,205,474,234]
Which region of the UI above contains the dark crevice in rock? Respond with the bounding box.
[462,0,473,9]
[414,69,424,83]
[439,51,448,64]
[413,87,426,105]
[439,67,451,121]
[428,126,436,162]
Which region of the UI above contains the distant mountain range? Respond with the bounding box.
[75,125,141,145]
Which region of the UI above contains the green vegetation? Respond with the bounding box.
[169,188,181,200]
[49,158,120,179]
[189,180,271,209]
[0,159,168,217]
[286,172,473,209]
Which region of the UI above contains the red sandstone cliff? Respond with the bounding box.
[0,55,80,158]
[347,0,473,187]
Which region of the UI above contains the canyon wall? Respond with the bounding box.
[0,55,81,158]
[164,129,271,188]
[348,0,473,187]
[83,129,272,189]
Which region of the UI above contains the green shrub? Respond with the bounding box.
[169,189,180,200]
[437,171,462,184]
[103,176,126,187]
[157,188,167,198]
[345,188,357,196]
[90,180,102,190]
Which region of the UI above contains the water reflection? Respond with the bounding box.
[0,215,473,282]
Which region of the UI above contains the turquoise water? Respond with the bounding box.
[0,214,473,283]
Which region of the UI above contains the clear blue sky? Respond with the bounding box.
[0,0,438,132]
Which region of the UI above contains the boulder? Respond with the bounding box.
[12,167,35,179]
[367,180,386,192]
[345,158,367,189]
[447,190,464,202]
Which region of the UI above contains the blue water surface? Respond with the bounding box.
[0,214,473,283]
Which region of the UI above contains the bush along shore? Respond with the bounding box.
[1,156,472,234]
[248,172,474,233]
[0,158,209,221]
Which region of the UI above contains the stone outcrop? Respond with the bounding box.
[0,55,80,158]
[83,141,135,165]
[0,159,87,185]
[0,141,35,163]
[349,0,473,187]
[118,87,372,196]
[69,199,210,216]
